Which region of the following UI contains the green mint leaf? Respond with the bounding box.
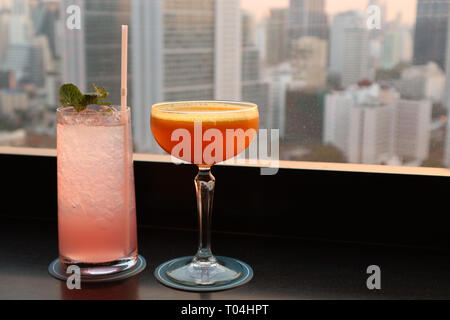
[59,83,112,112]
[59,84,84,111]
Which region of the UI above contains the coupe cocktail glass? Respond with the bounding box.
[57,106,138,276]
[151,101,259,287]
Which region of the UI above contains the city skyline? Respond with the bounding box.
[0,0,447,169]
[242,0,417,25]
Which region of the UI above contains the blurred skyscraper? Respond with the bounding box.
[84,0,130,103]
[131,0,242,152]
[60,0,130,102]
[395,62,445,103]
[131,0,163,153]
[32,0,59,59]
[242,10,256,47]
[59,0,86,92]
[215,0,242,101]
[266,63,292,138]
[329,11,370,88]
[0,8,9,64]
[288,0,328,42]
[381,23,413,70]
[324,83,431,164]
[265,8,288,66]
[413,0,450,70]
[8,0,32,45]
[394,99,432,162]
[1,0,34,83]
[241,46,269,130]
[240,9,269,130]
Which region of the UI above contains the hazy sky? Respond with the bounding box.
[241,0,417,25]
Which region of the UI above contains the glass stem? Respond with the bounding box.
[193,167,216,264]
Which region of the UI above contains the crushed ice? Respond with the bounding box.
[58,105,122,126]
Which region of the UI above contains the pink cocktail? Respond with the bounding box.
[57,106,137,276]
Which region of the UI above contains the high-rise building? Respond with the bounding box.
[241,8,269,131]
[394,99,432,161]
[395,62,445,103]
[381,18,413,70]
[163,0,216,101]
[329,11,360,74]
[28,41,44,86]
[329,10,370,87]
[324,83,431,164]
[1,44,31,82]
[255,17,267,62]
[60,0,130,102]
[32,0,59,59]
[413,0,450,70]
[240,46,269,130]
[241,46,269,129]
[131,0,163,153]
[0,9,9,64]
[266,63,292,138]
[324,85,396,164]
[83,0,131,104]
[59,0,86,92]
[8,0,32,45]
[27,35,54,87]
[2,0,33,83]
[288,0,328,42]
[242,10,256,47]
[215,0,241,101]
[131,0,242,152]
[342,28,370,88]
[290,36,327,91]
[265,8,288,66]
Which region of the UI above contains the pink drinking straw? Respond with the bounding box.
[121,25,130,251]
[121,25,128,118]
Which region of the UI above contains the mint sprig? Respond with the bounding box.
[59,83,111,112]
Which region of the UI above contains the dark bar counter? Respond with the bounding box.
[1,152,450,299]
[1,217,449,299]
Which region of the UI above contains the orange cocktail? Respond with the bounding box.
[151,101,259,165]
[151,101,259,289]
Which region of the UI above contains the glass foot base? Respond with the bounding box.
[48,254,146,283]
[154,256,253,292]
[59,251,138,277]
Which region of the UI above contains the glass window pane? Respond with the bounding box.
[0,0,447,169]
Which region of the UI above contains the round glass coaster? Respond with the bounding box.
[154,256,253,292]
[48,255,147,283]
